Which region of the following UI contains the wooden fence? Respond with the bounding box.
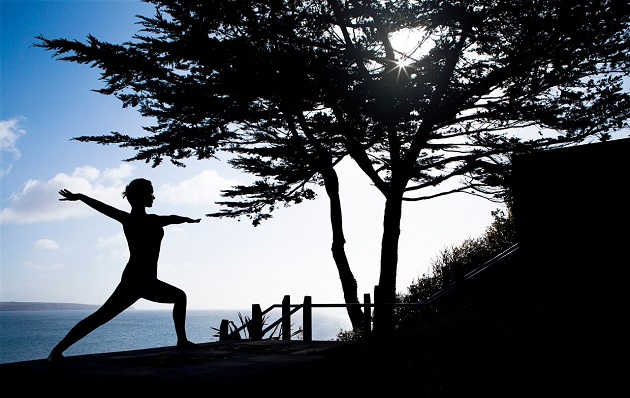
[218,293,373,342]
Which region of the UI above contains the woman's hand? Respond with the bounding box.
[59,189,80,201]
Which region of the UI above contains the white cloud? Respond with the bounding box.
[157,169,238,206]
[0,117,27,177]
[102,163,135,184]
[0,164,134,225]
[34,238,60,250]
[29,261,66,271]
[96,232,128,262]
[0,117,25,156]
[0,164,239,225]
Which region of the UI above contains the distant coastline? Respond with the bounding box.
[0,301,104,311]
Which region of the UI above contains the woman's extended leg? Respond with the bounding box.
[48,285,138,362]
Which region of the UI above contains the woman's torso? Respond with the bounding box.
[121,214,164,281]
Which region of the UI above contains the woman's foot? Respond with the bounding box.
[47,351,66,363]
[176,340,198,350]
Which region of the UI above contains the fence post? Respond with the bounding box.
[249,304,263,340]
[282,295,291,340]
[363,293,371,339]
[303,296,312,342]
[219,319,229,341]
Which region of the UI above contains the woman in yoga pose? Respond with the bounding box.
[48,178,200,362]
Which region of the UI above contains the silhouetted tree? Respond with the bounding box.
[36,0,630,334]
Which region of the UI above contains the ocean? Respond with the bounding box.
[0,308,352,364]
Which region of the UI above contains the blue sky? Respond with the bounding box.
[1,0,508,312]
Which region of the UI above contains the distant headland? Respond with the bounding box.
[0,301,106,311]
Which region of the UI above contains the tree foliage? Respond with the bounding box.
[36,0,630,333]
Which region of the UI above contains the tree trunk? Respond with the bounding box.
[376,194,403,336]
[321,167,364,330]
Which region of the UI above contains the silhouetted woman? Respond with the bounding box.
[48,178,200,362]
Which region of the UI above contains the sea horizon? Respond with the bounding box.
[0,308,352,364]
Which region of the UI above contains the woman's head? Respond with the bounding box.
[122,178,154,207]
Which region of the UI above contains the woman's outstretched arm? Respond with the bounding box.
[59,189,127,222]
[158,215,201,226]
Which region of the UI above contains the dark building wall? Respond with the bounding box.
[513,139,630,258]
[509,138,627,376]
[511,137,629,272]
[510,137,628,340]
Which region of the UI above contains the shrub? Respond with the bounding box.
[395,207,517,325]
